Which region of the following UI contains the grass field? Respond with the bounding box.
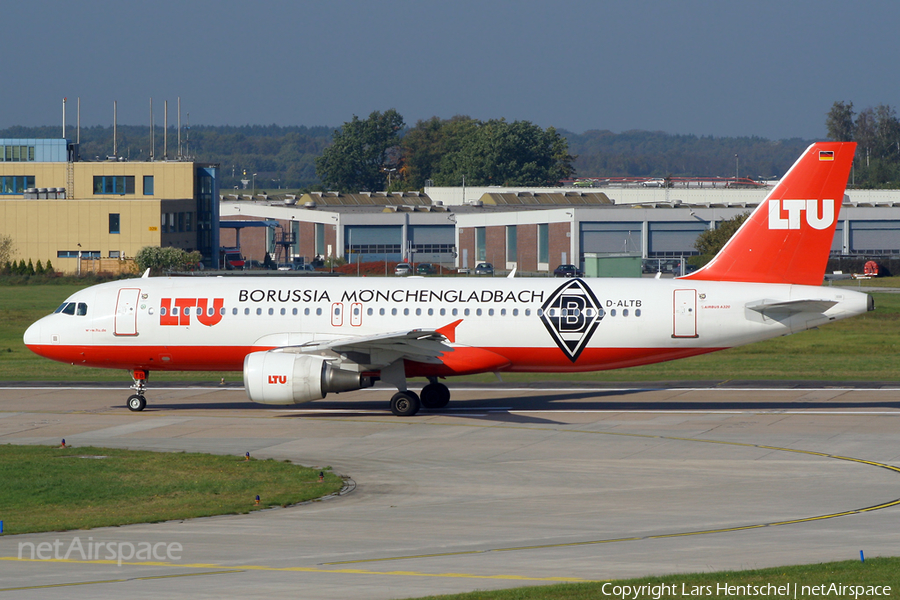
[0,444,343,535]
[409,558,900,600]
[2,278,897,383]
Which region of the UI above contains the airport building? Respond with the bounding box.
[0,138,220,273]
[221,186,900,275]
[4,135,900,276]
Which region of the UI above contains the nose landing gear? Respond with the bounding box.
[127,369,148,412]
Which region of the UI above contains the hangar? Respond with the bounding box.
[221,185,900,275]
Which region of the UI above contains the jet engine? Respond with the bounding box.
[243,351,374,405]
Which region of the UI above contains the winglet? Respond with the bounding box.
[141,268,151,279]
[436,319,464,343]
[681,142,855,286]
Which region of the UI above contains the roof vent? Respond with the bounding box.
[304,201,317,209]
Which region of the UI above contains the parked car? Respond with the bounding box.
[395,263,413,276]
[416,263,435,275]
[553,264,584,277]
[474,262,494,276]
[640,178,667,187]
[221,250,245,270]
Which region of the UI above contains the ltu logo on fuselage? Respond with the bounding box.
[768,199,834,230]
[540,279,603,362]
[159,298,224,326]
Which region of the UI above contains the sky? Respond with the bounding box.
[3,0,899,140]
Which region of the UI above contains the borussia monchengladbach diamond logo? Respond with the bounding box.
[540,279,604,362]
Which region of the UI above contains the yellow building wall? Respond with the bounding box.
[0,160,201,273]
[0,198,164,272]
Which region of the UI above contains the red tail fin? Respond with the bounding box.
[681,142,856,286]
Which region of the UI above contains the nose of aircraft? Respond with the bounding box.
[23,319,42,349]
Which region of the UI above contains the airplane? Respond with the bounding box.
[24,142,871,416]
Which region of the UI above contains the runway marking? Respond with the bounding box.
[0,557,596,586]
[321,434,900,565]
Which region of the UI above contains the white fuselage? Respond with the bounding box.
[24,275,870,377]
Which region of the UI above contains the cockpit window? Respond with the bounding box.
[55,302,88,316]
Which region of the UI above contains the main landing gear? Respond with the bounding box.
[127,369,148,412]
[389,378,451,417]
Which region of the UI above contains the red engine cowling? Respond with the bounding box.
[243,351,373,405]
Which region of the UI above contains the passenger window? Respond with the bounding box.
[403,308,410,316]
[476,308,482,316]
[316,308,322,316]
[292,308,298,316]
[257,308,263,316]
[623,309,629,317]
[76,303,87,316]
[233,308,238,315]
[280,308,286,316]
[379,308,385,316]
[525,308,531,316]
[415,308,422,316]
[513,308,518,316]
[452,308,458,316]
[305,308,310,316]
[488,308,494,316]
[464,308,470,316]
[244,308,250,315]
[610,309,616,317]
[635,309,641,317]
[391,308,398,316]
[367,308,373,316]
[427,308,433,316]
[440,308,446,316]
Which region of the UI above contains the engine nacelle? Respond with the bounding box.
[243,351,374,405]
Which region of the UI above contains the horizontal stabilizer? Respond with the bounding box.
[747,299,838,316]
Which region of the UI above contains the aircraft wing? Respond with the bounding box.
[280,329,453,369]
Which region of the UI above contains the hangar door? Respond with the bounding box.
[580,222,643,254]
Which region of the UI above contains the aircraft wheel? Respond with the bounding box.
[420,382,450,409]
[390,391,421,417]
[127,394,147,412]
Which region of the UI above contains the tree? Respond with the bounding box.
[689,212,749,268]
[0,234,13,267]
[315,109,405,192]
[826,101,855,142]
[135,246,202,275]
[419,118,575,187]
